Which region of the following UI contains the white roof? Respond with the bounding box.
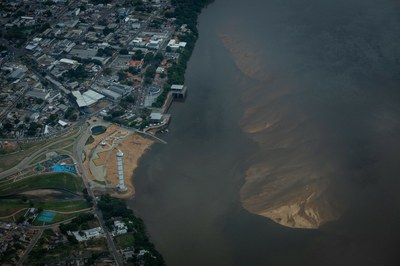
[168,39,177,46]
[72,90,104,107]
[60,58,78,65]
[44,125,50,134]
[150,112,163,120]
[72,91,86,107]
[171,84,184,90]
[58,120,68,126]
[168,39,186,48]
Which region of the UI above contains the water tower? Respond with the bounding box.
[116,150,127,192]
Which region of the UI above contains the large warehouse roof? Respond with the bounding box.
[72,90,104,107]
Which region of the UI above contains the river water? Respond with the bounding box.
[130,0,400,265]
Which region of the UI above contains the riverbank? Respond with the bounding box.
[83,123,154,199]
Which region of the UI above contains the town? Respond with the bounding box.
[0,0,190,141]
[0,0,205,265]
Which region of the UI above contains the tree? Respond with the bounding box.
[154,52,164,65]
[102,27,114,36]
[44,10,52,17]
[3,123,13,131]
[144,52,154,65]
[49,113,58,121]
[103,68,112,75]
[27,122,41,136]
[117,70,127,81]
[145,65,156,79]
[132,50,143,60]
[21,195,28,202]
[64,65,88,80]
[119,48,129,55]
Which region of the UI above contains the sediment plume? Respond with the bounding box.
[220,34,340,229]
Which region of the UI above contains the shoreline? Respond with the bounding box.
[83,122,154,199]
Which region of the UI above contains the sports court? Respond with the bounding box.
[53,164,77,174]
[37,211,56,222]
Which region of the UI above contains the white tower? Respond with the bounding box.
[116,150,127,192]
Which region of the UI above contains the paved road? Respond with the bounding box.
[0,126,82,179]
[72,123,124,266]
[17,229,43,266]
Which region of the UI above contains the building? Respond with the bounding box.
[25,88,50,101]
[71,90,104,108]
[167,39,187,51]
[116,150,127,192]
[150,112,163,123]
[59,58,79,65]
[112,221,128,236]
[127,60,143,70]
[71,227,103,242]
[170,84,187,99]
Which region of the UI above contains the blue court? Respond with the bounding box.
[53,164,77,174]
[37,211,56,222]
[41,211,56,217]
[37,216,54,222]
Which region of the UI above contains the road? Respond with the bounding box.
[0,125,82,179]
[72,123,124,266]
[17,229,43,266]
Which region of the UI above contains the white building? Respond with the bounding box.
[112,220,128,236]
[72,90,105,108]
[71,227,103,242]
[117,150,127,192]
[167,39,187,51]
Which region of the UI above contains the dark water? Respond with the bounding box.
[130,0,400,265]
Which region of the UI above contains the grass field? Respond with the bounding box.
[47,139,75,150]
[115,233,135,249]
[0,200,30,217]
[31,154,48,165]
[32,209,92,226]
[0,172,84,195]
[0,199,91,217]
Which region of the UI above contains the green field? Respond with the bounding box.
[0,172,84,195]
[0,199,91,217]
[32,209,92,226]
[115,233,135,249]
[0,200,30,217]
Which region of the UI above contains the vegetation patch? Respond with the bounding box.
[85,135,95,145]
[0,199,90,217]
[98,195,165,265]
[0,173,84,195]
[115,234,135,249]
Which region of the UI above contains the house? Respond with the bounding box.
[127,60,143,70]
